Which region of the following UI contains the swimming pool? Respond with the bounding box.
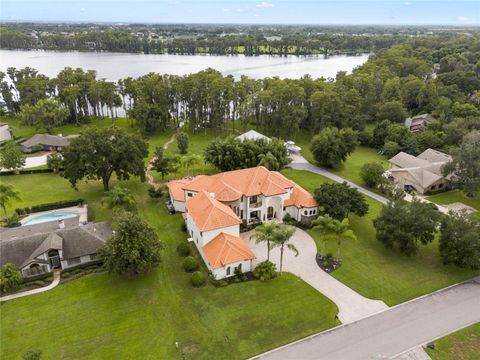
[24,211,79,225]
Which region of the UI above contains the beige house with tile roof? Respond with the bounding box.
[389,148,452,194]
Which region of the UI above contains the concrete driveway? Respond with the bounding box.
[242,228,388,323]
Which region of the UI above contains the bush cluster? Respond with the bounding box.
[15,199,84,215]
[177,242,191,257]
[191,271,206,287]
[182,256,198,272]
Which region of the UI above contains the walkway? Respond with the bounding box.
[242,228,388,323]
[251,276,480,359]
[289,153,450,213]
[145,132,177,189]
[0,270,61,302]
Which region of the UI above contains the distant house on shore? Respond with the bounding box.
[388,148,452,194]
[0,220,111,279]
[0,123,12,142]
[21,134,75,153]
[405,114,435,133]
[236,130,271,142]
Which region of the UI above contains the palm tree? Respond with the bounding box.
[329,218,356,260]
[0,184,21,220]
[102,186,136,212]
[312,215,335,257]
[250,222,278,261]
[181,154,202,176]
[271,224,298,275]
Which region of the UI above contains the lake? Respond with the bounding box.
[0,49,369,80]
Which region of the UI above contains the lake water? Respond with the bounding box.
[0,49,369,80]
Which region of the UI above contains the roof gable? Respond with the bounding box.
[186,191,241,232]
[203,233,256,269]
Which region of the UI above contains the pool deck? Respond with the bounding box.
[20,205,88,226]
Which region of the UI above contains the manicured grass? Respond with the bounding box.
[330,147,388,186]
[0,177,339,359]
[1,172,144,221]
[281,169,480,306]
[426,323,480,360]
[427,190,480,212]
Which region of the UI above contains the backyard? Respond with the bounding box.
[281,168,480,306]
[0,174,339,359]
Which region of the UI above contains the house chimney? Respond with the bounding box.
[209,192,215,198]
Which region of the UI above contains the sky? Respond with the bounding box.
[1,0,479,25]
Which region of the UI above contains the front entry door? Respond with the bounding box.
[267,206,274,220]
[49,256,61,268]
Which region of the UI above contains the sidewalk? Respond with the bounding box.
[0,270,61,302]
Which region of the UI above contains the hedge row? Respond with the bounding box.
[0,168,59,176]
[15,199,84,215]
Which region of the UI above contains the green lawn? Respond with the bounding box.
[426,323,480,360]
[427,190,480,212]
[281,169,480,306]
[0,174,339,359]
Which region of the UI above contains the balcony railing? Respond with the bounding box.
[249,201,262,209]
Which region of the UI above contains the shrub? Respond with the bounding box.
[72,269,83,275]
[87,205,96,222]
[62,272,71,278]
[30,280,46,287]
[148,186,163,199]
[360,162,385,188]
[0,263,22,292]
[181,222,188,233]
[191,271,207,287]
[177,242,191,257]
[44,276,53,282]
[218,280,229,287]
[17,199,84,215]
[22,350,42,360]
[254,260,276,281]
[182,256,198,272]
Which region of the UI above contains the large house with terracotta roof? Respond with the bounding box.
[167,166,318,279]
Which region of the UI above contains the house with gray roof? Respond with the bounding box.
[236,130,271,142]
[0,221,111,278]
[389,148,452,194]
[404,114,435,133]
[21,134,72,153]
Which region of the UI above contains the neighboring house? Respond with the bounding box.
[404,114,435,133]
[168,166,318,279]
[0,123,12,142]
[21,134,71,153]
[0,221,111,279]
[236,129,271,142]
[389,148,452,194]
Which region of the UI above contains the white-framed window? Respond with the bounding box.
[89,254,97,261]
[67,257,81,266]
[226,266,231,275]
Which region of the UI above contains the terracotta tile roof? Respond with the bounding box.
[284,184,318,208]
[203,232,256,269]
[185,191,241,232]
[183,166,294,200]
[167,178,193,202]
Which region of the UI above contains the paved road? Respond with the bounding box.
[289,153,389,205]
[290,153,450,214]
[242,228,388,323]
[252,277,480,360]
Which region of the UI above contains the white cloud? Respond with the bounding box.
[256,2,274,8]
[404,2,411,6]
[457,16,468,21]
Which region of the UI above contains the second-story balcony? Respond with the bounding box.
[249,200,262,209]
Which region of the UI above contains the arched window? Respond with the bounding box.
[226,267,231,276]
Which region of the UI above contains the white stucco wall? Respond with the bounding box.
[211,259,253,279]
[61,254,97,270]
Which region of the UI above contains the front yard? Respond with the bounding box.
[0,174,339,359]
[425,323,480,360]
[281,169,480,306]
